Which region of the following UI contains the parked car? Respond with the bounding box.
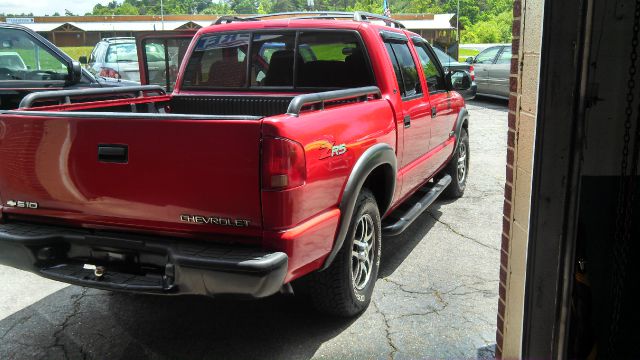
[431,46,477,100]
[0,12,472,317]
[0,23,137,110]
[84,36,175,84]
[0,51,27,70]
[465,44,511,99]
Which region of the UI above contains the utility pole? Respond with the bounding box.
[456,0,460,43]
[160,0,165,30]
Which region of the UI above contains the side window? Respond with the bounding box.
[384,41,423,99]
[496,46,512,64]
[475,47,501,64]
[0,28,69,82]
[413,41,446,93]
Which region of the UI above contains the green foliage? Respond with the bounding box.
[460,10,512,43]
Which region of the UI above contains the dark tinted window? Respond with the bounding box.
[384,41,422,99]
[251,33,295,87]
[182,31,373,90]
[413,41,446,93]
[296,31,372,88]
[182,33,250,88]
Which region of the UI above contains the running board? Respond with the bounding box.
[382,174,452,236]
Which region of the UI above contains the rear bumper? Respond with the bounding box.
[0,222,288,298]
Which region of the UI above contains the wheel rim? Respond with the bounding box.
[457,141,467,184]
[351,213,375,291]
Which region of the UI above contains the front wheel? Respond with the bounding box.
[305,188,381,317]
[441,128,469,198]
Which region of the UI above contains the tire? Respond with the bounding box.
[441,128,469,199]
[305,188,382,317]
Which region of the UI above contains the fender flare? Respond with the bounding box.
[454,107,470,151]
[321,143,397,270]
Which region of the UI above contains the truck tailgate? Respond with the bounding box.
[0,112,263,238]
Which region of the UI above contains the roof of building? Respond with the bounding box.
[15,13,455,33]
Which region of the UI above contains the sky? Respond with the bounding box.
[0,0,111,16]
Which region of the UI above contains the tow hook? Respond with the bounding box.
[94,266,106,279]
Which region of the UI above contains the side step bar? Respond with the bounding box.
[382,174,452,236]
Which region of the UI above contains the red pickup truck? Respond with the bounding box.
[0,12,471,317]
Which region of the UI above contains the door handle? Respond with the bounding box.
[403,115,411,128]
[98,144,128,163]
[431,107,437,118]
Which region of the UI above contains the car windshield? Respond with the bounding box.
[432,47,457,65]
[106,43,138,63]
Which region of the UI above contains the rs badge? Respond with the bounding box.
[5,200,39,209]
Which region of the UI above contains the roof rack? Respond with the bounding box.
[101,36,135,42]
[214,15,260,25]
[213,11,405,29]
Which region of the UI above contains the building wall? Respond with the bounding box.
[496,0,544,358]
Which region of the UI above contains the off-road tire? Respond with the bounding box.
[305,188,381,317]
[441,128,469,199]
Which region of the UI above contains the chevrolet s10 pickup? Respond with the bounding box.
[0,12,471,316]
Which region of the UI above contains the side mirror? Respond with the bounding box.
[465,56,474,64]
[446,70,472,91]
[78,56,87,65]
[69,60,82,84]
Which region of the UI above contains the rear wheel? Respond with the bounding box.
[305,188,381,317]
[441,128,469,198]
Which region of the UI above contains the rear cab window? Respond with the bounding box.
[181,30,374,90]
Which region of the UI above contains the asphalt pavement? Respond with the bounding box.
[0,97,508,360]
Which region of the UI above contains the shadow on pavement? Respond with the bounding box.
[378,204,442,279]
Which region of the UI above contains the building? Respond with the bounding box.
[0,13,458,52]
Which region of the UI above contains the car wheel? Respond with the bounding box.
[306,188,381,317]
[442,128,469,198]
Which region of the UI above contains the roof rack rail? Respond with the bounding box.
[101,36,135,42]
[212,11,405,29]
[214,15,260,25]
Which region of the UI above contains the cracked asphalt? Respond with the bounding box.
[0,98,507,360]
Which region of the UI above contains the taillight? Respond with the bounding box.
[469,65,475,81]
[99,67,121,79]
[261,137,306,190]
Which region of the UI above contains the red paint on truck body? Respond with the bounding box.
[0,18,467,283]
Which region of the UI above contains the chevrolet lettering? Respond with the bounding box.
[180,214,250,227]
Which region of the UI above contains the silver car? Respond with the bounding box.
[466,44,511,99]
